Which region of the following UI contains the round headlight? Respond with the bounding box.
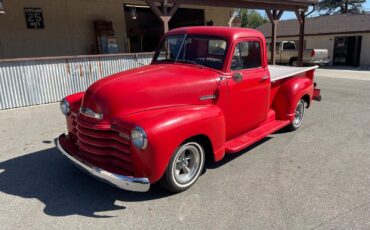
[130,127,148,150]
[60,98,71,116]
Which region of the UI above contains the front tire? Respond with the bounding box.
[160,142,205,193]
[286,99,306,131]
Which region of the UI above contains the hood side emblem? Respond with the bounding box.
[200,95,216,101]
[80,107,103,120]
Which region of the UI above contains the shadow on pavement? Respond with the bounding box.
[0,136,275,218]
[206,137,273,169]
[0,147,170,218]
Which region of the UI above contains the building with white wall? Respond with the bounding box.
[257,14,370,67]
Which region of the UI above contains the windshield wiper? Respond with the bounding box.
[175,34,187,62]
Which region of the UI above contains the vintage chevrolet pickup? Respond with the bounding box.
[56,27,321,193]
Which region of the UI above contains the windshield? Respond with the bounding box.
[153,35,228,71]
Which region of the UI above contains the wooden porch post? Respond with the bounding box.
[266,10,284,65]
[145,0,180,34]
[295,10,306,67]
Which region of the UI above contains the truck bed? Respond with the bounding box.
[269,65,318,82]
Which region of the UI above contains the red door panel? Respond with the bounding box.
[225,38,270,139]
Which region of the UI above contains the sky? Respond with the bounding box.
[259,0,370,20]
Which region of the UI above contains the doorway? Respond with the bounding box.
[124,5,205,53]
[333,36,362,67]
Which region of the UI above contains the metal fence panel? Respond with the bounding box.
[0,53,153,110]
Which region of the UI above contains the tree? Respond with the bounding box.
[317,0,366,15]
[240,9,268,28]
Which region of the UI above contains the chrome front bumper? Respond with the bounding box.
[56,136,150,192]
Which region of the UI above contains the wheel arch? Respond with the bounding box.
[123,105,226,183]
[272,77,314,121]
[182,134,214,164]
[302,94,311,108]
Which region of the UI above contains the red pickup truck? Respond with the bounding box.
[57,27,321,193]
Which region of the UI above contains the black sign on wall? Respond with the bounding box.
[24,8,44,29]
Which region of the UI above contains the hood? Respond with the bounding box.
[81,64,220,119]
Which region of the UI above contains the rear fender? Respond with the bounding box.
[272,76,313,121]
[120,105,226,183]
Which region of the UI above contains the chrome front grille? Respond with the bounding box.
[74,116,134,176]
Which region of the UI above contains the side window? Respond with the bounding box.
[283,42,296,50]
[231,41,262,70]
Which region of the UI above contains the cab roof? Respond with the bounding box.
[166,26,266,42]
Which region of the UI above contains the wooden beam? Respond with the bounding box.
[266,9,284,65]
[265,10,274,22]
[168,2,180,16]
[160,16,171,33]
[296,10,305,67]
[144,0,163,18]
[145,0,178,34]
[277,10,284,20]
[159,0,310,11]
[295,10,303,24]
[271,10,277,65]
[162,0,168,16]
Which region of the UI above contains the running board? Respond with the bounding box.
[225,120,290,154]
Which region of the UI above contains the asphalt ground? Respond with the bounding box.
[0,69,369,229]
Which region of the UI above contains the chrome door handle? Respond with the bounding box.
[260,76,269,82]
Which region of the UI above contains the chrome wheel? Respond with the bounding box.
[293,100,305,128]
[161,141,205,192]
[172,142,203,186]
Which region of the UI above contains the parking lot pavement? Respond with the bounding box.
[316,68,370,81]
[0,74,370,230]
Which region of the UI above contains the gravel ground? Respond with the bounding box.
[0,69,369,229]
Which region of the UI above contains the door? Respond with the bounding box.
[333,36,362,66]
[226,39,270,139]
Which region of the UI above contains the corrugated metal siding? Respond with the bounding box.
[0,53,153,110]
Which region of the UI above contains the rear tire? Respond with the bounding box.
[160,141,205,193]
[286,99,306,131]
[289,58,298,66]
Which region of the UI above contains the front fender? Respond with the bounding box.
[64,92,84,135]
[120,105,226,183]
[65,92,84,113]
[272,77,313,121]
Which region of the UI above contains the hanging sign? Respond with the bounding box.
[24,8,44,29]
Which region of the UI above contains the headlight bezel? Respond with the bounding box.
[130,126,148,150]
[60,98,71,116]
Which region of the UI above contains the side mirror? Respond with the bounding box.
[232,72,243,82]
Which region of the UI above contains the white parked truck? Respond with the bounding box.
[267,41,330,66]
